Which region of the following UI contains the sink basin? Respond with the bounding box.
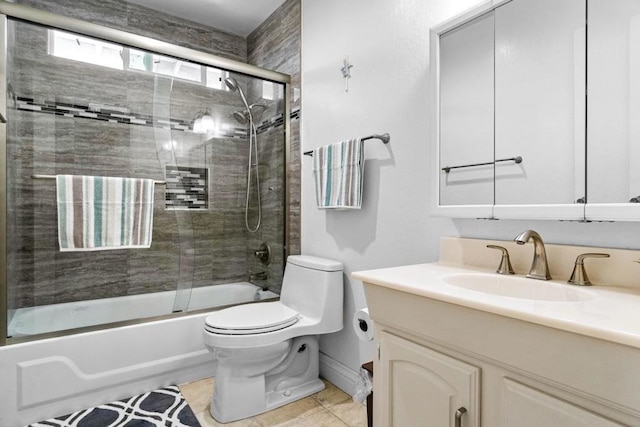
[443,273,595,302]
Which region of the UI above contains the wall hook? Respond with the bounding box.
[341,56,353,92]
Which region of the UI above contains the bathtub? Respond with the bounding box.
[0,283,278,427]
[8,282,278,337]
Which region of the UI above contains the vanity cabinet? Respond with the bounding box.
[502,379,623,426]
[363,283,640,427]
[378,331,479,426]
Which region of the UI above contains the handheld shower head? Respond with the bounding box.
[224,76,252,121]
[224,77,239,92]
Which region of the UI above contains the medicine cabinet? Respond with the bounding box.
[432,0,640,221]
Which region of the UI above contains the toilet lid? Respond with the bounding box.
[204,302,299,335]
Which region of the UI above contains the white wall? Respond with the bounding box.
[301,0,640,392]
[300,0,486,386]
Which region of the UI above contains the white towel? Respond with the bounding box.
[56,175,155,251]
[312,138,364,209]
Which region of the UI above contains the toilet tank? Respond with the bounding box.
[280,255,343,333]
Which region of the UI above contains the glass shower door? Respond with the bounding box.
[4,20,195,337]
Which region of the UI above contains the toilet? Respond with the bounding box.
[202,255,343,423]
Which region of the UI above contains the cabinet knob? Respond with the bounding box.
[455,407,467,427]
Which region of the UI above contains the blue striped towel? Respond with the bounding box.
[56,175,155,251]
[312,138,364,209]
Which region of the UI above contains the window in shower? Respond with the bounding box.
[5,18,288,342]
[48,30,124,70]
[128,49,202,83]
[49,30,228,89]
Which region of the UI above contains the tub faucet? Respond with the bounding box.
[249,271,268,291]
[250,270,267,281]
[514,230,551,280]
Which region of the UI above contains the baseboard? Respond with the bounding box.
[318,352,361,396]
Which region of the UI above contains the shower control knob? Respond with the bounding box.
[254,242,271,265]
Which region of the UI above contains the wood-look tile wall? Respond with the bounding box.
[247,0,302,293]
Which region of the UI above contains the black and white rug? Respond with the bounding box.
[28,385,201,427]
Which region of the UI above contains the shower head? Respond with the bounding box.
[225,76,252,120]
[224,77,239,92]
[232,104,267,125]
[233,110,249,125]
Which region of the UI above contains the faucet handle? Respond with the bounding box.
[486,245,515,275]
[568,253,610,286]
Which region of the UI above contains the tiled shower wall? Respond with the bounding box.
[6,0,301,309]
[247,0,302,289]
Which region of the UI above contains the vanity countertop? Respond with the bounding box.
[353,262,640,350]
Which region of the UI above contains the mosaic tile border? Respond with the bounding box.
[16,97,299,138]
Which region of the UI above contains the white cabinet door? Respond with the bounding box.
[376,332,480,427]
[502,379,625,427]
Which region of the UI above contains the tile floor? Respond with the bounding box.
[179,377,368,427]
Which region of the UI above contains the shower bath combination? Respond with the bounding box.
[224,77,264,233]
[0,2,291,423]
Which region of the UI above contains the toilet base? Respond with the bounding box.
[265,377,325,412]
[210,336,324,423]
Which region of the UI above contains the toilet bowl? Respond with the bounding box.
[202,255,343,423]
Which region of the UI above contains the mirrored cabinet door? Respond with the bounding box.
[586,0,640,220]
[493,0,586,219]
[438,12,494,217]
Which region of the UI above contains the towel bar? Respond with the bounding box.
[303,133,390,157]
[441,156,523,174]
[31,174,166,185]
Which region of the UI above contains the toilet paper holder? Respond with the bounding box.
[353,308,375,341]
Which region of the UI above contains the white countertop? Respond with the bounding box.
[353,262,640,350]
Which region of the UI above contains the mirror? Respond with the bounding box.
[434,0,622,220]
[494,0,585,210]
[439,12,494,211]
[586,0,640,220]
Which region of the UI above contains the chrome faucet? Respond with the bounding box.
[514,230,551,280]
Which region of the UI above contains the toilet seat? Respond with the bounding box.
[204,302,299,335]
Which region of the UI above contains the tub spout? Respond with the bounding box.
[250,271,267,281]
[249,271,269,291]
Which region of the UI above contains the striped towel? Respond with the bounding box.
[312,138,364,209]
[56,175,155,251]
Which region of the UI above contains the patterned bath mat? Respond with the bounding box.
[28,385,201,427]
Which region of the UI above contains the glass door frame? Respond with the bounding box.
[0,0,292,346]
